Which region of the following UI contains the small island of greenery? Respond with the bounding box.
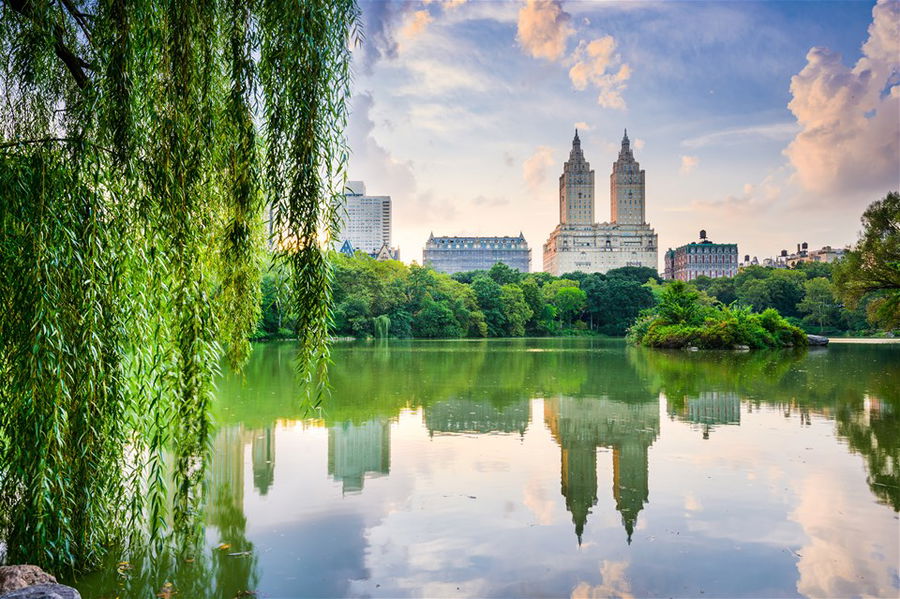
[627,280,808,349]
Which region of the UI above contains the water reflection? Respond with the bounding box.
[425,399,530,436]
[73,339,899,598]
[328,420,391,494]
[668,391,741,439]
[545,397,658,544]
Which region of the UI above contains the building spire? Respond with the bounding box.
[573,128,580,146]
[622,128,629,147]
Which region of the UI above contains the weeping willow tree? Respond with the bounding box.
[0,0,358,574]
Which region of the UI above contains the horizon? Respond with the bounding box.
[346,0,899,271]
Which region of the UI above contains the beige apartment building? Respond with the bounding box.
[543,130,658,275]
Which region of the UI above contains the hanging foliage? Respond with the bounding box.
[0,0,359,574]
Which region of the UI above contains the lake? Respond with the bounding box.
[76,338,899,598]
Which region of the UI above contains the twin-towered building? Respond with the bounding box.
[543,130,659,275]
[423,129,659,275]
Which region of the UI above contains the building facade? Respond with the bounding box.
[336,181,396,256]
[423,233,531,274]
[543,130,658,275]
[664,231,738,281]
[741,243,847,271]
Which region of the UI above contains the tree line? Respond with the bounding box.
[259,259,658,339]
[257,192,898,340]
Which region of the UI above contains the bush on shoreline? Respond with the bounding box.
[627,281,807,349]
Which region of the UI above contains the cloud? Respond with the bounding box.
[688,171,784,215]
[569,37,631,109]
[571,561,634,599]
[523,146,555,191]
[682,122,800,149]
[574,121,592,131]
[357,1,404,72]
[424,0,468,8]
[568,36,616,90]
[517,0,575,61]
[472,194,509,207]
[347,91,417,200]
[399,9,434,42]
[680,155,699,174]
[784,0,900,195]
[398,59,488,96]
[633,138,645,150]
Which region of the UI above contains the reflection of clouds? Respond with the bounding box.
[571,560,634,599]
[684,493,702,513]
[524,476,558,526]
[792,472,899,599]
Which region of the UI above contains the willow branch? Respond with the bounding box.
[58,0,93,47]
[0,137,111,153]
[4,0,91,89]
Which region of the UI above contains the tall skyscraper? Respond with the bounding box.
[543,130,658,275]
[337,181,396,257]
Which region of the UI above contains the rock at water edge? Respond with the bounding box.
[0,584,81,599]
[0,567,56,593]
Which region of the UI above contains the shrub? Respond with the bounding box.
[628,282,808,350]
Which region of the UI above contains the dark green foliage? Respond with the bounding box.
[472,275,507,336]
[606,265,660,284]
[833,191,900,331]
[488,262,523,285]
[582,275,655,335]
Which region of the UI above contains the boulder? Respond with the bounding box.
[807,334,829,346]
[0,584,80,599]
[733,344,750,350]
[0,567,56,593]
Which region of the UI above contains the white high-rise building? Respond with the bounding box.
[543,130,658,275]
[337,181,395,257]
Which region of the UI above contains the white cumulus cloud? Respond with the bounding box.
[568,37,631,110]
[784,0,900,195]
[516,0,575,61]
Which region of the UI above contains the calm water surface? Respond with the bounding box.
[78,339,900,598]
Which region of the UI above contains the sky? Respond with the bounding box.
[346,0,900,270]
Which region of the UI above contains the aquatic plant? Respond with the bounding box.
[0,0,358,574]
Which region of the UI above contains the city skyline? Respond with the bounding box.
[346,0,898,271]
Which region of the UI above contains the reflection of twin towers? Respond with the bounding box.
[544,397,659,544]
[211,393,736,544]
[328,397,660,544]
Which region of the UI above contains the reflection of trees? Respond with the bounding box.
[630,344,900,511]
[215,339,654,427]
[544,397,659,544]
[835,398,899,510]
[79,424,262,597]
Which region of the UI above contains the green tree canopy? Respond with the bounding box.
[797,277,840,333]
[833,191,900,330]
